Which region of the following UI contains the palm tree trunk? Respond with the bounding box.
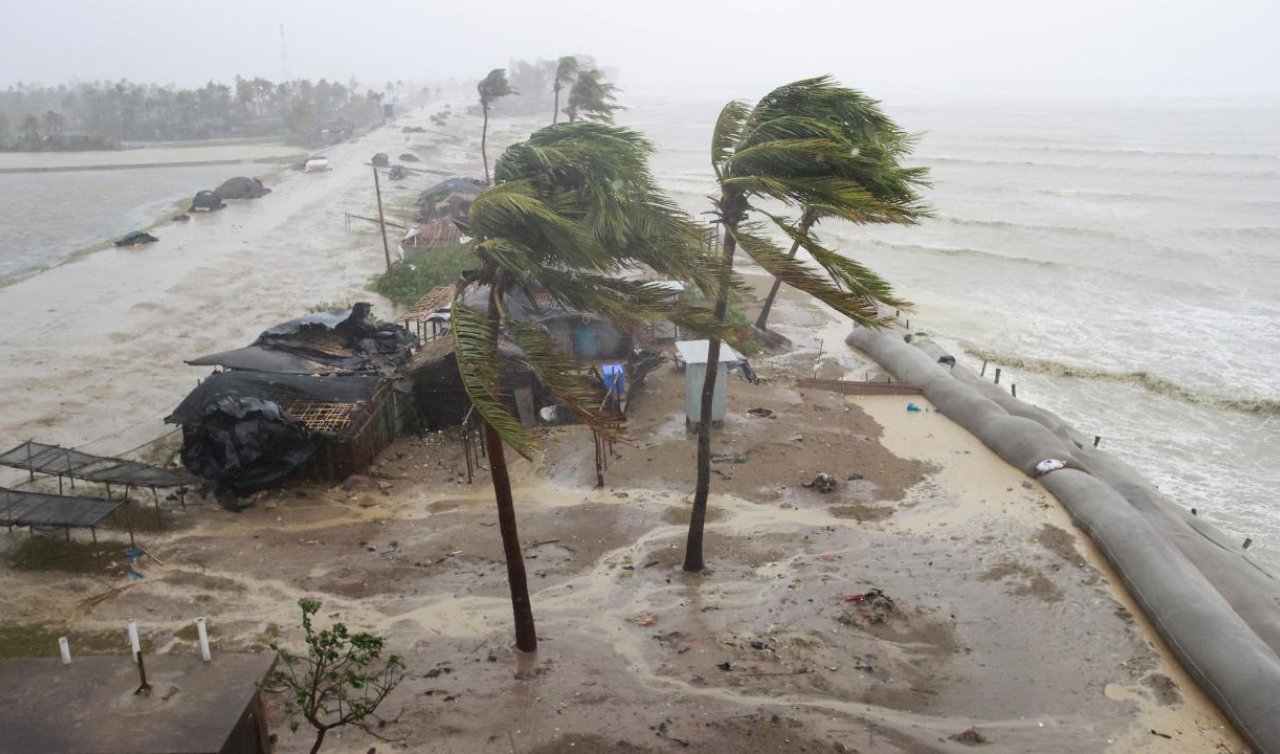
[484,422,538,651]
[683,226,737,573]
[552,88,560,125]
[481,105,491,185]
[754,210,816,331]
[483,285,536,651]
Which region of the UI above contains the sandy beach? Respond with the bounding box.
[0,109,1254,753]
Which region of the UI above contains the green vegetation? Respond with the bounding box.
[366,244,473,306]
[268,599,404,754]
[564,69,622,123]
[453,122,714,652]
[0,77,386,150]
[551,56,579,124]
[477,69,516,185]
[683,77,931,574]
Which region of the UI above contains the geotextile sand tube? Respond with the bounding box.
[848,326,1280,752]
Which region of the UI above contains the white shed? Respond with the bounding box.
[676,339,743,425]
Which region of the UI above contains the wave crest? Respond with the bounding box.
[960,344,1280,417]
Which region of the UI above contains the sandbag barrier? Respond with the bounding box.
[848,326,1280,752]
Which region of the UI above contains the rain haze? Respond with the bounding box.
[2,0,1278,97]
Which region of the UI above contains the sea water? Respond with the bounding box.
[0,153,284,280]
[622,96,1280,570]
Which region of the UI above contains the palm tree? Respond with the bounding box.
[477,69,516,185]
[564,70,621,124]
[682,77,930,573]
[551,56,578,125]
[453,123,716,651]
[753,95,930,330]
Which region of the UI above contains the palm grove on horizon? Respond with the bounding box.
[461,68,928,649]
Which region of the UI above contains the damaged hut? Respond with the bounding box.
[403,285,664,430]
[400,177,484,253]
[168,304,416,499]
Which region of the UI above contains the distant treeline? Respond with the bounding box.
[0,77,405,151]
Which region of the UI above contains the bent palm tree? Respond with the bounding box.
[754,94,930,330]
[683,77,930,573]
[564,69,622,124]
[477,69,516,184]
[551,56,578,124]
[454,123,717,651]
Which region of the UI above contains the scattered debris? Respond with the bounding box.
[838,588,897,625]
[948,726,989,745]
[710,452,747,465]
[746,407,775,419]
[115,230,158,247]
[627,613,658,628]
[716,661,733,671]
[803,473,838,493]
[1035,459,1066,476]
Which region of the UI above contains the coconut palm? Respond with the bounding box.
[453,123,717,651]
[551,56,578,124]
[477,69,516,185]
[682,77,930,573]
[753,96,930,330]
[563,69,621,124]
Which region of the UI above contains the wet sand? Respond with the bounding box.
[0,113,1252,752]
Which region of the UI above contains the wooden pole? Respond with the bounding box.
[373,166,393,273]
[980,360,987,377]
[994,368,1001,385]
[1093,435,1101,448]
[1012,384,1017,398]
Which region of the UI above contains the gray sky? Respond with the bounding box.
[3,0,1277,98]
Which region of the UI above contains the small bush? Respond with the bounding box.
[368,243,473,306]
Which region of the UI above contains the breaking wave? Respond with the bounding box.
[960,344,1280,417]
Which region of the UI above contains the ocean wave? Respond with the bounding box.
[920,155,1280,179]
[1190,226,1280,241]
[863,239,1063,269]
[937,144,1280,161]
[960,344,1280,417]
[934,214,1131,242]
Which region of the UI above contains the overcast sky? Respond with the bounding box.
[3,0,1277,99]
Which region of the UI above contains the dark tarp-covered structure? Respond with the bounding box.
[415,177,484,223]
[167,371,402,500]
[187,303,414,375]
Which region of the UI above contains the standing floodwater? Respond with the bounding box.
[0,143,299,279]
[624,97,1280,570]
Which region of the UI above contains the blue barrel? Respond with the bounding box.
[603,363,625,397]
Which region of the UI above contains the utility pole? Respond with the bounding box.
[373,166,393,272]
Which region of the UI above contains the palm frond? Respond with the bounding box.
[451,297,538,457]
[728,222,888,327]
[710,100,751,179]
[765,212,911,310]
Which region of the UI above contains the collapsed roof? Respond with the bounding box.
[187,303,414,375]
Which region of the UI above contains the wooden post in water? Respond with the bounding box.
[1012,384,1017,398]
[373,166,393,273]
[994,368,1001,384]
[980,360,987,377]
[1093,435,1101,448]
